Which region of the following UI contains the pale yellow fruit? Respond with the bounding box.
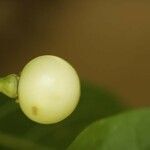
[18,55,80,124]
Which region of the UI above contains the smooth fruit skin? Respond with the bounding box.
[18,55,80,124]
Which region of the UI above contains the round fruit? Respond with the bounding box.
[18,55,80,124]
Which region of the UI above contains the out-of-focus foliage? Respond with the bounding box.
[0,81,125,150]
[68,108,150,150]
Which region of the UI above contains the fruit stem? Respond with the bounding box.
[0,74,19,99]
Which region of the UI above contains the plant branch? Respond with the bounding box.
[0,74,19,99]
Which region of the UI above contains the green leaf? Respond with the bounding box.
[0,81,124,150]
[68,108,150,150]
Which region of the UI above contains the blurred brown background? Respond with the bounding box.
[0,0,150,107]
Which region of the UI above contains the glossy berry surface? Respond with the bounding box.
[18,55,80,124]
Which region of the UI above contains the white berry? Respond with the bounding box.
[18,55,80,124]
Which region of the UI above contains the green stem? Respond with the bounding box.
[0,74,19,99]
[0,131,50,150]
